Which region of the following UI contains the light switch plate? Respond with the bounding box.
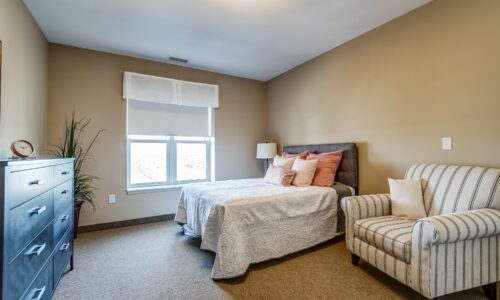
[108,194,116,204]
[442,137,452,150]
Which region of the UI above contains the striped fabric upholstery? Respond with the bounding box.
[340,194,392,252]
[405,164,500,216]
[410,219,499,298]
[421,208,500,243]
[354,216,414,263]
[342,163,500,299]
[353,237,410,285]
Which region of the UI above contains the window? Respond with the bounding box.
[130,141,167,185]
[176,142,207,181]
[123,72,218,191]
[127,135,213,189]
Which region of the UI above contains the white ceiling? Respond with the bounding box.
[24,0,430,81]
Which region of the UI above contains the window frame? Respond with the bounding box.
[171,138,212,185]
[126,137,169,189]
[126,101,215,192]
[126,136,213,190]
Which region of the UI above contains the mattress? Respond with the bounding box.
[174,178,354,279]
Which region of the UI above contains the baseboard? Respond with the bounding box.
[78,213,175,233]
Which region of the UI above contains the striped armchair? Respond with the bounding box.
[341,164,500,299]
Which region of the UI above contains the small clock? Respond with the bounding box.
[11,139,36,158]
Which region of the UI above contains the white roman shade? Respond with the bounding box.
[127,100,210,137]
[123,72,219,108]
[124,72,216,138]
[177,80,219,108]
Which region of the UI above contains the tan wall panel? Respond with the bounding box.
[0,0,48,157]
[47,45,268,226]
[268,0,500,194]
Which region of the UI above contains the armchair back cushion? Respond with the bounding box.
[404,164,500,216]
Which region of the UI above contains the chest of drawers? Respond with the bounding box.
[0,158,74,300]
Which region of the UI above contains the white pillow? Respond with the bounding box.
[388,178,426,219]
[264,165,296,186]
[272,155,295,170]
[291,157,318,186]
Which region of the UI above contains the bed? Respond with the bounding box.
[174,143,358,279]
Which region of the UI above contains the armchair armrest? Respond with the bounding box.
[341,194,391,252]
[414,208,500,244]
[340,194,392,221]
[410,208,500,297]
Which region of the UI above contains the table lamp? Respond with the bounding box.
[256,142,277,172]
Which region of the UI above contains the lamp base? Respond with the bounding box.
[263,159,270,173]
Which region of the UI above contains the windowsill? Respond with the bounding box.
[126,185,184,195]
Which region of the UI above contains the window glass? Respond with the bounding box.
[176,143,207,181]
[130,142,167,184]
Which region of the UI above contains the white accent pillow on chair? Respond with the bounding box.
[388,178,427,219]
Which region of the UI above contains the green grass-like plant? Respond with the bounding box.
[50,112,105,211]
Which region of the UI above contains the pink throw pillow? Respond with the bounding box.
[264,165,296,186]
[283,151,309,160]
[272,154,296,170]
[306,151,343,187]
[291,157,318,186]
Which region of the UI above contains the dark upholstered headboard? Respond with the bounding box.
[282,143,358,190]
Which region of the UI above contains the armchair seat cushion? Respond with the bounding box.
[354,216,416,263]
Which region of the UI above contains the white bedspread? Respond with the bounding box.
[174,178,350,279]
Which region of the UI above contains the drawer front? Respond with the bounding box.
[6,222,54,300]
[54,181,73,243]
[6,166,54,209]
[22,258,53,300]
[6,190,54,262]
[54,163,73,186]
[53,228,73,285]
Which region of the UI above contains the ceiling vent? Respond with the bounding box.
[169,56,188,64]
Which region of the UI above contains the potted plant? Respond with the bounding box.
[50,112,105,238]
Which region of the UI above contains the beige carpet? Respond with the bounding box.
[53,221,496,300]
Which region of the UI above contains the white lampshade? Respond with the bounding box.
[256,143,277,159]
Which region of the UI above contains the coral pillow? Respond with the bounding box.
[306,151,343,187]
[283,151,309,159]
[291,157,318,186]
[264,165,296,186]
[272,155,296,170]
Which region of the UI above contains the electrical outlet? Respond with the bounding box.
[442,137,453,151]
[108,194,116,204]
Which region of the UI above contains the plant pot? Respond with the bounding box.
[74,202,83,239]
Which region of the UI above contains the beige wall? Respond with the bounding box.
[268,0,500,195]
[47,44,268,226]
[24,0,500,225]
[0,0,48,157]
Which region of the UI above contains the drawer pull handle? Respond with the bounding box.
[61,171,70,175]
[29,179,47,186]
[26,243,46,256]
[61,190,68,195]
[31,286,46,300]
[29,206,47,215]
[61,214,70,222]
[61,243,70,251]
